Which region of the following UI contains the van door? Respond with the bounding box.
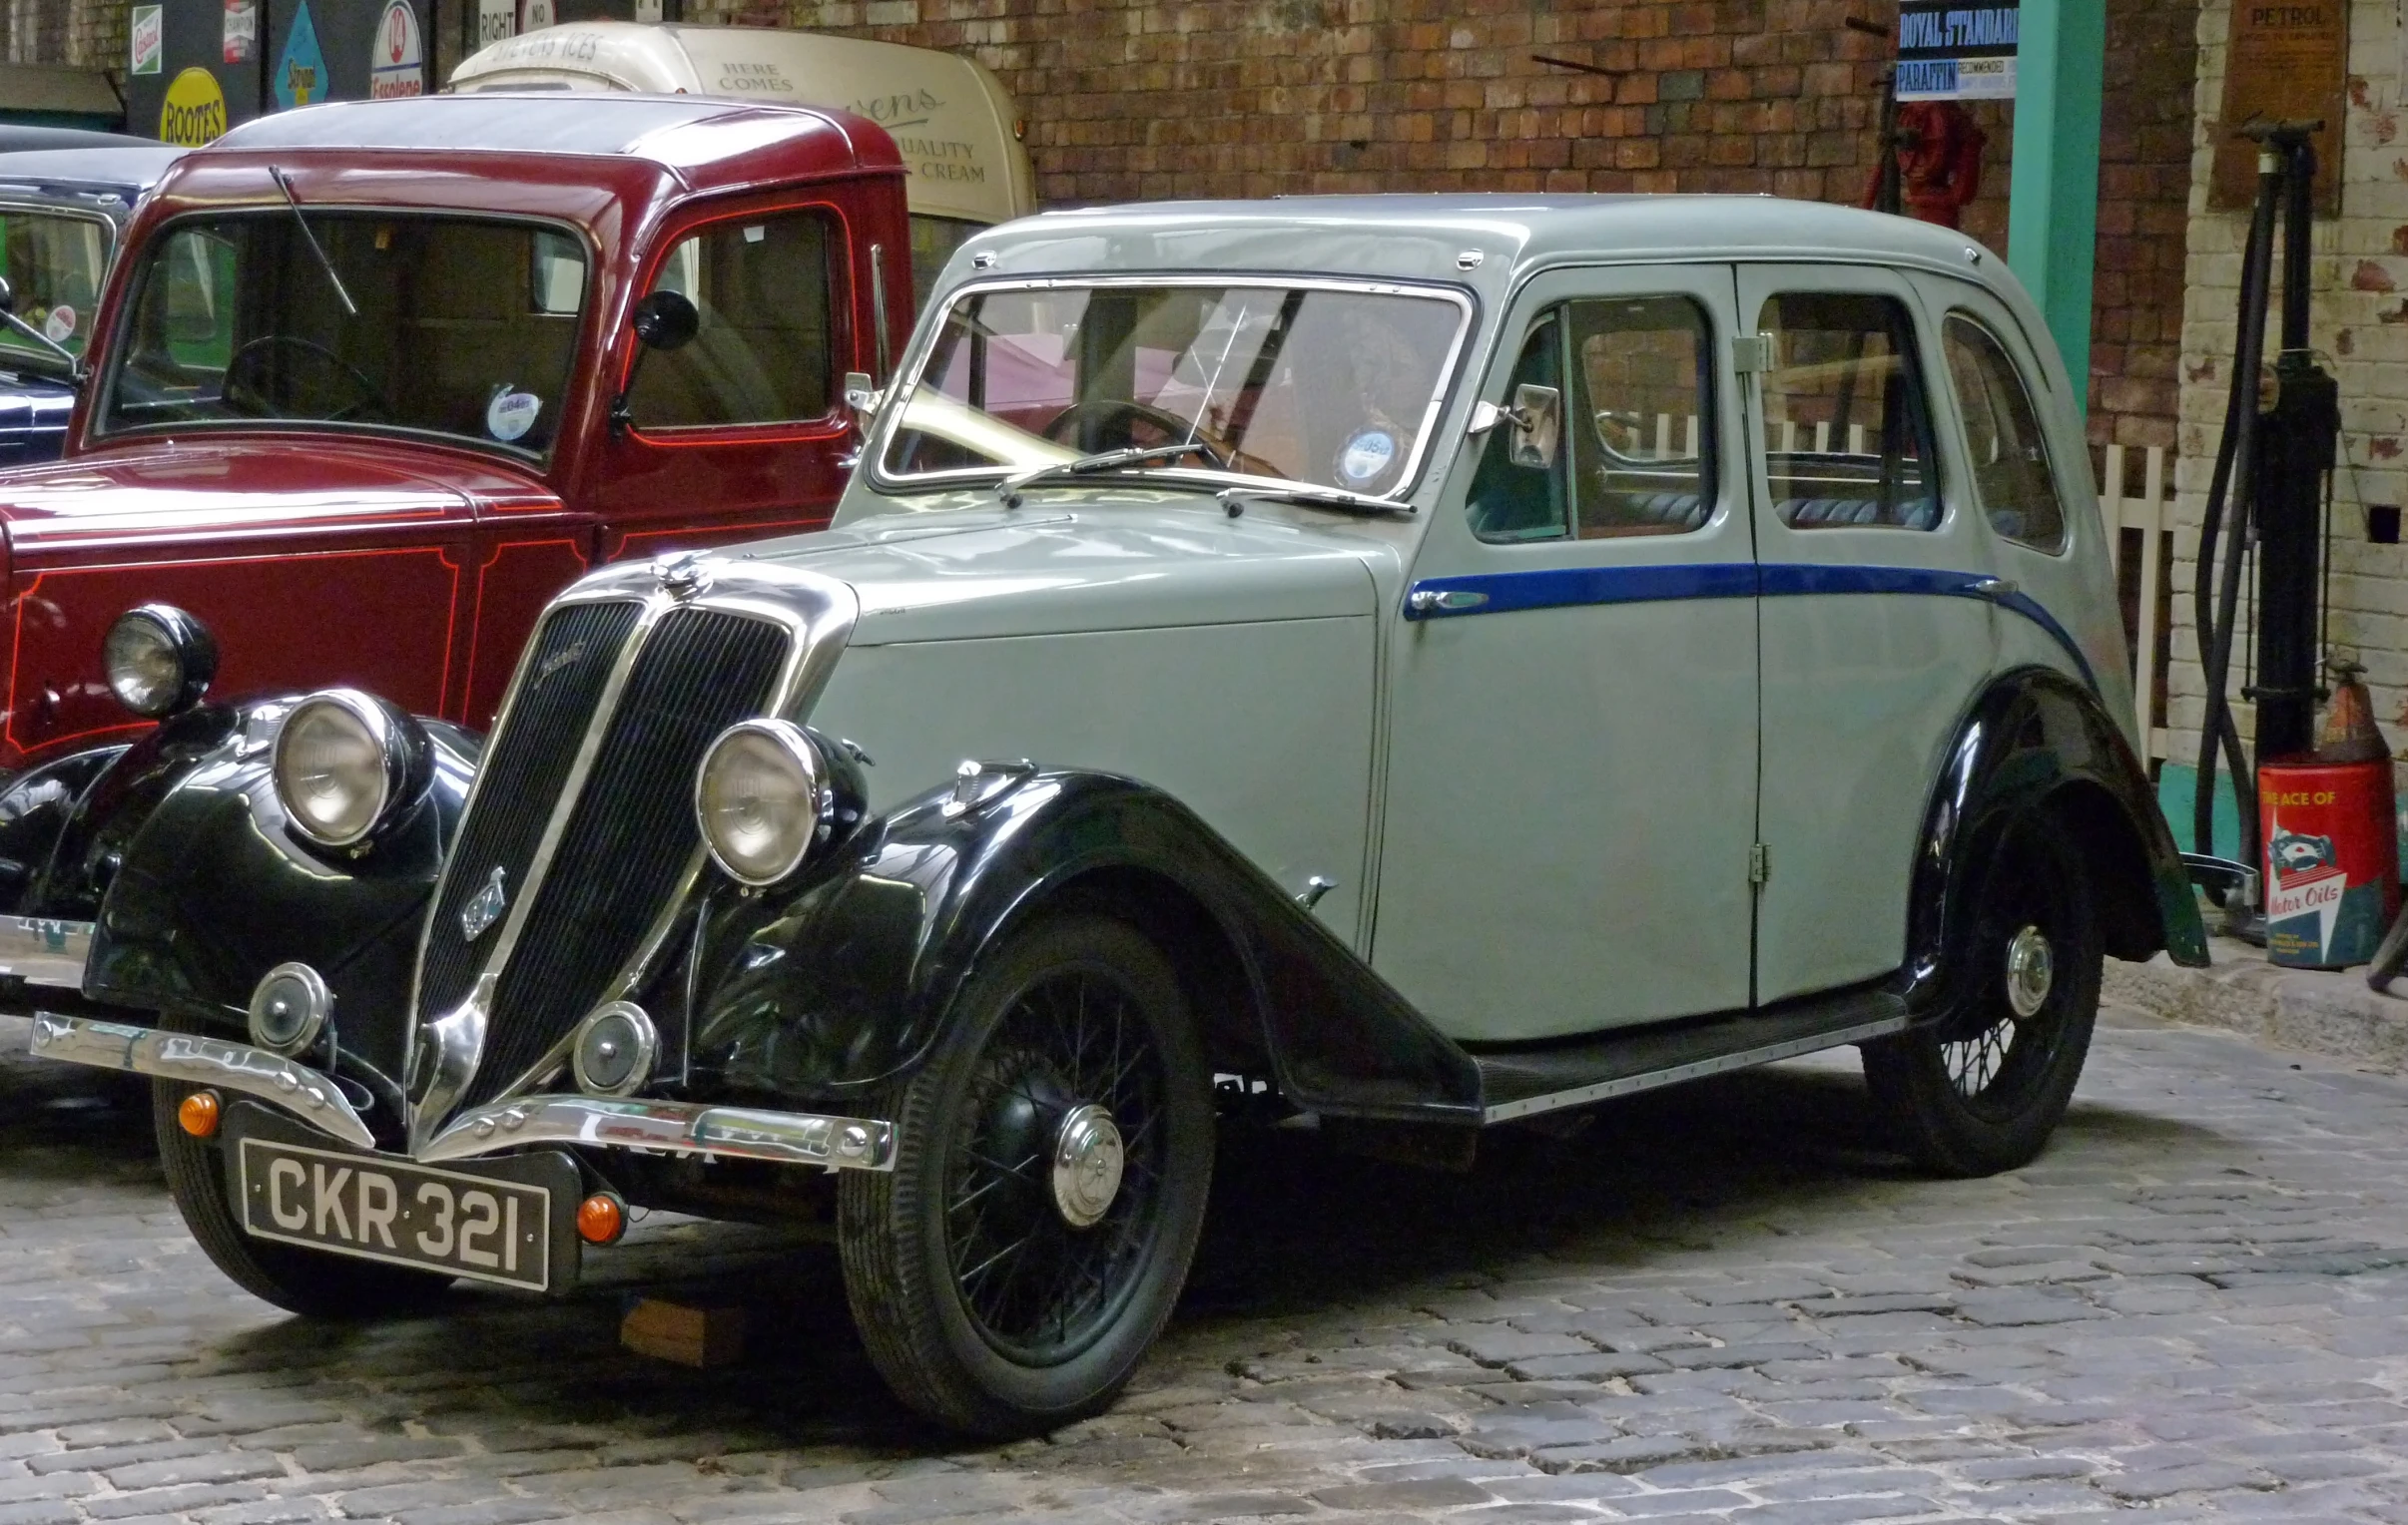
[584,195,886,563]
[1735,263,2000,1006]
[1374,263,1759,1043]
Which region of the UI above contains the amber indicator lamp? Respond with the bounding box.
[177,1090,222,1139]
[577,1193,627,1246]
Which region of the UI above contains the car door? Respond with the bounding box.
[1737,263,2001,1006]
[1374,264,1760,1044]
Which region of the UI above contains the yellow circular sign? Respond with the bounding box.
[160,67,228,147]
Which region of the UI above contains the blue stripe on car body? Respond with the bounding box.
[1403,561,2099,694]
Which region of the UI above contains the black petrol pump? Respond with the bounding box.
[2190,120,2342,933]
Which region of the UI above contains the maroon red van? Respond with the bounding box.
[0,92,907,940]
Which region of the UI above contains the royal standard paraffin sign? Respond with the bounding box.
[1896,2,2020,101]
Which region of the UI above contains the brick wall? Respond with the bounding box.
[685,0,2192,455]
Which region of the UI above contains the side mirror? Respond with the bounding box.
[630,289,699,352]
[1506,382,1561,470]
[0,274,14,314]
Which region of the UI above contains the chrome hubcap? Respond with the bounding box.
[1049,1102,1125,1230]
[2005,923,2054,1020]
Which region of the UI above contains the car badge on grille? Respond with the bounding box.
[651,550,711,600]
[460,866,508,943]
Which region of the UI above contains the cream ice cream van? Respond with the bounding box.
[450,20,1034,301]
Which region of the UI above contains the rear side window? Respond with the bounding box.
[1468,296,1716,543]
[1942,314,2069,553]
[627,210,835,430]
[1757,292,1941,531]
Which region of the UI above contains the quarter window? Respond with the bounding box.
[1757,292,1941,530]
[627,210,835,429]
[1468,296,1717,543]
[1942,314,2069,553]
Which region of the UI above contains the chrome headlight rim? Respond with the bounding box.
[694,717,829,888]
[104,603,219,720]
[272,688,427,850]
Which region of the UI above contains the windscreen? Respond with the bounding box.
[879,282,1470,499]
[99,211,590,458]
[0,210,108,371]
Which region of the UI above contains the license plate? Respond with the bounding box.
[235,1135,561,1292]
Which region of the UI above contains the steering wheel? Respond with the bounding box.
[222,334,390,423]
[1042,399,1231,469]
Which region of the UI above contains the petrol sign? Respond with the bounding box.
[368,0,424,98]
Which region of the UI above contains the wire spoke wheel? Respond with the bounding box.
[1863,809,2104,1176]
[839,912,1213,1437]
[942,967,1167,1365]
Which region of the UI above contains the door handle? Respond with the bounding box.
[1408,588,1490,615]
[1970,577,2017,598]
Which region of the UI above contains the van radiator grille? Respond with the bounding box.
[459,607,791,1110]
[415,600,640,1028]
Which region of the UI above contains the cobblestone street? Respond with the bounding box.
[6,1005,2408,1524]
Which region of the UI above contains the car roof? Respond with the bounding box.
[207,92,897,182]
[0,125,153,154]
[961,194,2003,294]
[0,145,184,201]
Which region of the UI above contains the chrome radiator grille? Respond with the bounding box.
[416,600,641,1028]
[415,600,792,1118]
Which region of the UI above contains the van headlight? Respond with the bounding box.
[104,604,218,719]
[695,719,827,886]
[273,690,426,848]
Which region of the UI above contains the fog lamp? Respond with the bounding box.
[273,690,427,848]
[577,1192,627,1246]
[570,1001,657,1098]
[104,604,218,719]
[695,719,826,886]
[248,961,332,1056]
[178,1089,221,1138]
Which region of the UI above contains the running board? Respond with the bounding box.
[1472,986,1908,1124]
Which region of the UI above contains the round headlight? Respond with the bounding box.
[104,604,218,719]
[273,690,424,848]
[695,719,826,886]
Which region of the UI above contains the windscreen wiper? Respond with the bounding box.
[269,166,357,318]
[1216,483,1416,519]
[995,442,1216,508]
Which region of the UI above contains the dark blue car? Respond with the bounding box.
[0,143,182,465]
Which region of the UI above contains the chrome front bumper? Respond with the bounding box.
[0,917,92,988]
[28,1012,897,1172]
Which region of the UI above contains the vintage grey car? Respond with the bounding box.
[23,196,2208,1435]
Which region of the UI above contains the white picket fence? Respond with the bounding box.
[2100,442,2172,764]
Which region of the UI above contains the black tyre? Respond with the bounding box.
[1862,809,2104,1176]
[153,1017,453,1317]
[839,913,1214,1436]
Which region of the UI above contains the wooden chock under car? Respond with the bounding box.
[620,1299,747,1368]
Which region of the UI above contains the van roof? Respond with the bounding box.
[206,92,901,184]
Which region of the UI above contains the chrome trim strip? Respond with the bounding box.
[405,560,861,1143]
[0,917,91,988]
[1478,1014,1909,1124]
[418,1094,897,1172]
[30,1011,374,1150]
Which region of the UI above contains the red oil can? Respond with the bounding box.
[2263,760,2399,968]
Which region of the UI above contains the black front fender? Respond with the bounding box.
[688,769,1483,1124]
[1903,667,2209,1018]
[83,703,477,1131]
